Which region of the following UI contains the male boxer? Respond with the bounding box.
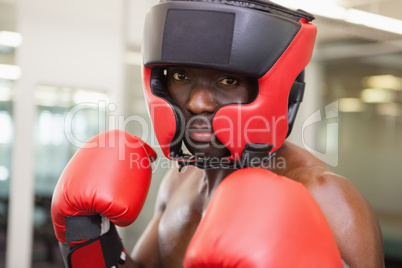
[52,0,385,267]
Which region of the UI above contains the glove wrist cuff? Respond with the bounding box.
[61,215,126,268]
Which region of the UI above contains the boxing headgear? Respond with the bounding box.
[142,0,317,168]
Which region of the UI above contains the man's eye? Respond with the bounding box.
[219,78,238,86]
[173,73,188,81]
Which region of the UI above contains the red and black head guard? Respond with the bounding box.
[142,0,317,168]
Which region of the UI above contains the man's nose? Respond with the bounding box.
[185,84,217,114]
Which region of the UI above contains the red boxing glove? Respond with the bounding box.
[184,168,343,268]
[51,130,156,268]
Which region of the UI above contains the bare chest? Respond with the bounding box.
[158,175,208,267]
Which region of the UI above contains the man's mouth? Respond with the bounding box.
[187,125,213,143]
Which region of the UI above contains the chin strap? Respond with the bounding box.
[177,143,274,171]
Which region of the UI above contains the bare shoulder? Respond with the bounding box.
[278,142,384,268]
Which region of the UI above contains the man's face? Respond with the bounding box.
[166,66,258,159]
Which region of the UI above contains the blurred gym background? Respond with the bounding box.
[0,0,401,267]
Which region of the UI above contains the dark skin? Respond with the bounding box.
[121,67,385,268]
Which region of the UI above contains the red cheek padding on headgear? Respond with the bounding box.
[213,20,316,161]
[142,67,177,158]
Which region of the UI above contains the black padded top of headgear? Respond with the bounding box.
[162,8,235,66]
[143,0,312,77]
[159,0,315,21]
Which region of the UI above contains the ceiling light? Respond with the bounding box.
[0,64,21,80]
[339,98,365,112]
[0,31,23,48]
[361,88,396,103]
[273,0,402,36]
[345,9,402,35]
[363,75,402,91]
